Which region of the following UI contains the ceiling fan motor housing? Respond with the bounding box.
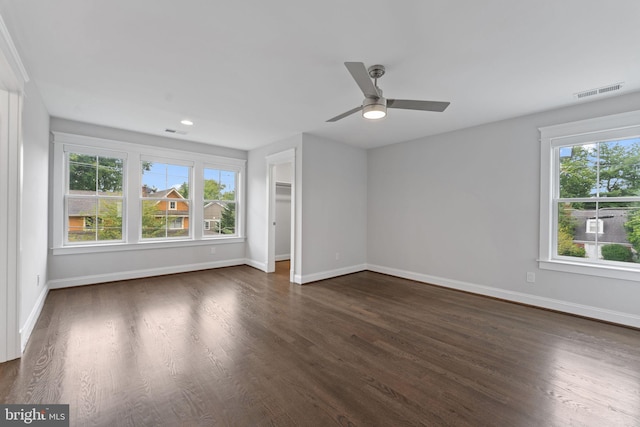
[363,96,386,108]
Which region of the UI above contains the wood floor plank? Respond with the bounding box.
[1,265,640,426]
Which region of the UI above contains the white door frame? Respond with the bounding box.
[0,89,22,363]
[0,14,29,363]
[266,149,296,281]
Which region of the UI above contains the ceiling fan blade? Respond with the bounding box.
[326,106,362,122]
[344,62,380,98]
[387,99,450,112]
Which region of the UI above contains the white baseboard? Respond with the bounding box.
[245,258,268,272]
[48,258,247,289]
[301,264,368,284]
[20,284,49,351]
[275,254,290,261]
[367,264,640,328]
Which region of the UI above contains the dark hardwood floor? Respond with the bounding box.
[1,264,639,426]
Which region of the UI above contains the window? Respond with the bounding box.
[141,161,191,239]
[52,132,246,254]
[203,168,237,236]
[65,151,124,244]
[586,218,603,234]
[540,110,640,280]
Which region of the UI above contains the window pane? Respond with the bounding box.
[68,154,97,193]
[594,202,640,263]
[203,201,235,236]
[219,170,236,200]
[203,168,236,201]
[558,201,640,263]
[141,162,190,198]
[596,138,640,198]
[141,200,189,238]
[141,200,166,238]
[98,199,123,241]
[69,154,124,196]
[556,202,587,259]
[97,157,123,196]
[67,197,97,242]
[558,145,597,198]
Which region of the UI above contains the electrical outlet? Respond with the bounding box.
[526,272,535,283]
[37,274,40,286]
[210,247,216,255]
[335,252,340,261]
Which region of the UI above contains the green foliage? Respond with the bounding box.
[557,204,585,257]
[141,201,168,238]
[597,142,640,198]
[220,203,236,234]
[96,201,123,240]
[69,154,123,193]
[177,182,189,198]
[559,146,595,199]
[624,209,640,254]
[600,244,633,262]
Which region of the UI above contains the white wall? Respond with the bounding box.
[19,80,50,349]
[300,134,367,283]
[367,91,640,327]
[47,119,248,288]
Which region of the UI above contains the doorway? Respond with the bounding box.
[266,149,296,282]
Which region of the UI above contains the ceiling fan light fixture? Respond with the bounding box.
[362,97,387,120]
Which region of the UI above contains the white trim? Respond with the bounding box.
[300,264,368,285]
[0,14,29,91]
[48,258,248,289]
[54,132,246,168]
[539,259,640,282]
[19,284,49,352]
[0,90,22,362]
[367,264,640,328]
[245,258,268,272]
[52,236,245,255]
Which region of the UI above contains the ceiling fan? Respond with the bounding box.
[327,62,450,122]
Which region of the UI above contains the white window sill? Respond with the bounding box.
[539,258,640,282]
[52,236,245,255]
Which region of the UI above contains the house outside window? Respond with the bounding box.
[539,110,640,281]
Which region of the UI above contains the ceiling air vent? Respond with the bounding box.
[575,82,624,99]
[165,128,187,135]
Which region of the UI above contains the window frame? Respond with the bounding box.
[139,157,193,241]
[202,166,240,238]
[62,146,127,246]
[539,109,640,281]
[52,132,246,255]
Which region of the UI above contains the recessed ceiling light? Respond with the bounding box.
[180,119,194,126]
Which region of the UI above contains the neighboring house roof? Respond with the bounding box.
[572,208,630,245]
[67,190,116,216]
[149,188,184,199]
[68,188,189,216]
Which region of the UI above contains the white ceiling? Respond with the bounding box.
[1,0,639,151]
